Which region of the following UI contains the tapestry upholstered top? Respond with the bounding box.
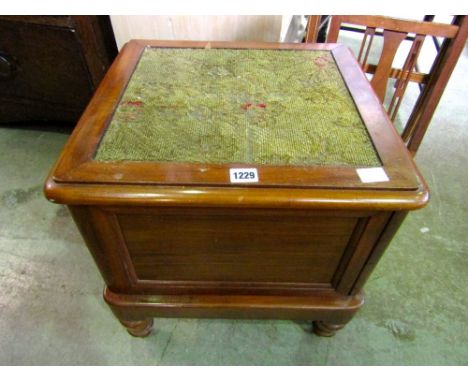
[94,47,380,167]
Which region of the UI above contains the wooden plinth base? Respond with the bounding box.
[104,287,363,338]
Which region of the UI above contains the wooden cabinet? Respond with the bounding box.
[45,40,429,338]
[0,16,117,124]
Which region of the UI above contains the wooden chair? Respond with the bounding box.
[306,15,468,156]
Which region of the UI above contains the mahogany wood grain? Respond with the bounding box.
[350,211,408,294]
[68,205,370,297]
[45,179,429,211]
[44,40,430,338]
[68,206,117,288]
[335,212,391,294]
[119,211,356,284]
[104,287,364,322]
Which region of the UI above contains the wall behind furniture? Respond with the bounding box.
[110,15,284,49]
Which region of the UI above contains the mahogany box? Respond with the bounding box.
[45,40,429,337]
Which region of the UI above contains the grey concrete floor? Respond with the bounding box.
[1,47,467,365]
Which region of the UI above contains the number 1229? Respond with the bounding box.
[229,168,259,183]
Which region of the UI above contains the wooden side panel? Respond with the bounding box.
[351,212,408,293]
[335,212,393,294]
[68,206,135,292]
[68,206,115,286]
[69,205,403,299]
[118,210,357,284]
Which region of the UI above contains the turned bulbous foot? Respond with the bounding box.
[312,321,345,337]
[120,318,154,337]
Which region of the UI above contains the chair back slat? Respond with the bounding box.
[305,15,321,43]
[326,15,343,43]
[388,34,425,120]
[370,29,407,102]
[357,27,376,67]
[403,15,468,154]
[330,15,458,38]
[363,64,429,84]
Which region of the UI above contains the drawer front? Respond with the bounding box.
[117,210,357,285]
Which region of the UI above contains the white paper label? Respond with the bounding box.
[229,168,259,183]
[356,167,389,183]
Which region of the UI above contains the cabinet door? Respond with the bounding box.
[0,16,117,123]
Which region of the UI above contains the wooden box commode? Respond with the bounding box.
[45,40,429,338]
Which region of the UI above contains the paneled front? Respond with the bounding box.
[117,209,358,285]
